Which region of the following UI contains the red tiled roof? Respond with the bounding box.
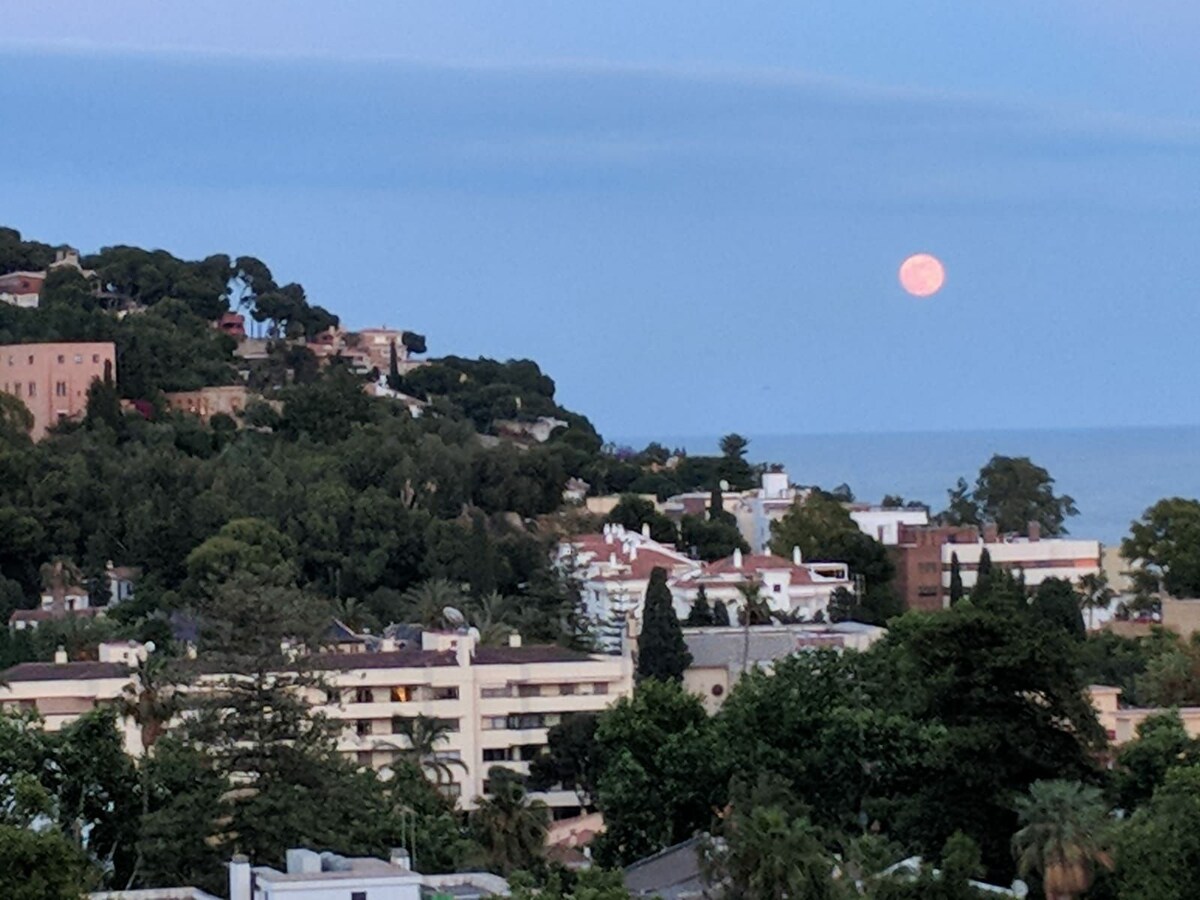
[678,553,818,586]
[1,661,131,682]
[570,534,694,581]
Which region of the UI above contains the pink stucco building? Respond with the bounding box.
[0,341,117,438]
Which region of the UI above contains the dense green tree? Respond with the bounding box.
[706,804,844,900]
[528,712,599,803]
[941,457,1077,536]
[680,513,748,562]
[509,867,635,900]
[717,433,756,491]
[949,553,964,606]
[877,608,1104,877]
[1123,497,1200,599]
[1134,636,1200,707]
[469,767,549,876]
[1115,764,1200,900]
[769,493,897,624]
[0,824,94,900]
[606,495,677,544]
[1030,578,1086,641]
[1112,712,1198,813]
[637,567,692,683]
[592,679,723,866]
[713,599,731,627]
[684,586,716,626]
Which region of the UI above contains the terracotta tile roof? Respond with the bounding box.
[676,553,818,587]
[1,661,131,682]
[570,533,696,581]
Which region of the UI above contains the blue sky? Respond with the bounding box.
[4,2,1200,438]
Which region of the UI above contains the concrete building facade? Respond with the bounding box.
[0,341,116,438]
[0,632,634,815]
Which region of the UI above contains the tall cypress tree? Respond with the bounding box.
[713,600,731,627]
[949,552,964,606]
[637,567,692,682]
[387,340,401,390]
[684,585,716,627]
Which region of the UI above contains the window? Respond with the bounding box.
[57,355,64,364]
[391,685,413,702]
[482,716,508,730]
[483,748,510,762]
[352,892,368,900]
[355,752,372,767]
[27,355,33,365]
[430,686,459,701]
[92,354,99,364]
[559,683,577,696]
[355,719,372,737]
[55,381,67,397]
[26,382,35,398]
[326,688,342,704]
[435,717,460,733]
[772,583,782,593]
[481,686,511,698]
[518,744,544,761]
[354,687,373,704]
[11,383,19,397]
[592,682,609,695]
[518,684,542,698]
[711,684,725,697]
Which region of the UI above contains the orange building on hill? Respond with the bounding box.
[0,342,116,439]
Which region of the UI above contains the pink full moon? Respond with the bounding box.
[899,253,946,297]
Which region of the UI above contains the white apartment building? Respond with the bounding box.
[560,527,853,649]
[942,535,1101,591]
[671,547,851,623]
[0,632,633,815]
[849,506,930,545]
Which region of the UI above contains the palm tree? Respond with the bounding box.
[1012,780,1113,900]
[709,805,841,900]
[467,591,516,647]
[384,714,467,786]
[331,596,371,632]
[1077,571,1114,631]
[469,767,549,876]
[401,579,468,628]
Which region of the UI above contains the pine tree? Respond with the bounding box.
[949,552,964,606]
[684,586,716,626]
[713,600,731,627]
[637,567,692,683]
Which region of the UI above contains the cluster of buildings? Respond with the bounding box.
[560,523,854,650]
[8,562,138,630]
[570,470,1105,636]
[0,246,93,309]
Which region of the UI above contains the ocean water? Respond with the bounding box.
[614,426,1200,545]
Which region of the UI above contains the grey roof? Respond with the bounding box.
[684,624,880,672]
[623,836,707,899]
[2,661,131,682]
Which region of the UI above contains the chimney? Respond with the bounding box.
[390,848,412,871]
[641,522,651,539]
[229,855,251,900]
[609,552,617,566]
[54,646,67,664]
[508,632,522,648]
[792,546,802,566]
[630,545,638,561]
[733,548,744,569]
[982,522,999,544]
[1027,521,1041,542]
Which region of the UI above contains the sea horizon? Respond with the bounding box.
[612,424,1200,546]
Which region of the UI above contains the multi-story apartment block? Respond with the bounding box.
[0,631,633,816]
[890,521,1102,612]
[0,341,116,438]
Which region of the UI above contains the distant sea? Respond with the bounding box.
[612,426,1200,545]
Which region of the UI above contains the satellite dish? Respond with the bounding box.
[442,606,466,627]
[719,479,730,491]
